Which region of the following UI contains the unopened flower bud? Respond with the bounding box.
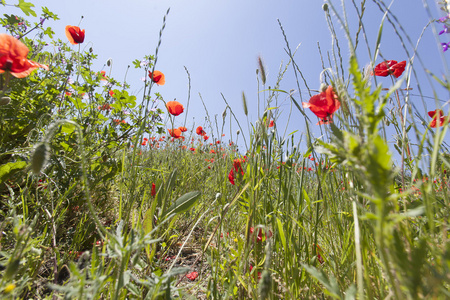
[322,3,328,11]
[236,130,240,135]
[31,142,50,175]
[0,96,11,105]
[106,58,112,67]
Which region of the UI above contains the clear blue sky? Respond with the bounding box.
[5,0,450,151]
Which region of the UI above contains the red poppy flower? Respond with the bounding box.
[372,60,406,78]
[250,227,273,242]
[151,183,156,197]
[65,25,85,45]
[314,244,325,264]
[233,159,244,176]
[302,86,340,124]
[186,271,198,281]
[228,168,236,185]
[148,70,165,85]
[166,100,184,116]
[268,120,274,127]
[249,265,262,280]
[178,126,187,132]
[196,126,206,136]
[0,34,48,78]
[203,135,209,141]
[428,109,448,128]
[168,128,182,138]
[113,119,126,125]
[228,158,245,185]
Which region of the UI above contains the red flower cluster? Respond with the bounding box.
[372,60,406,78]
[168,128,182,138]
[113,119,126,125]
[250,227,273,242]
[302,86,340,124]
[228,158,245,185]
[428,109,448,128]
[97,103,112,111]
[0,34,48,78]
[186,271,198,281]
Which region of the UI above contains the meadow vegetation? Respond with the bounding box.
[0,0,449,299]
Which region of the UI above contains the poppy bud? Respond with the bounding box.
[89,47,93,53]
[0,96,11,105]
[31,142,49,175]
[322,3,328,11]
[107,58,112,67]
[237,130,240,135]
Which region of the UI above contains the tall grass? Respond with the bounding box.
[0,0,449,299]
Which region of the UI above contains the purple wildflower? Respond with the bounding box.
[442,42,450,52]
[440,25,450,35]
[439,15,450,23]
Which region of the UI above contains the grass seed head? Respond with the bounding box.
[258,56,266,85]
[242,91,248,116]
[31,142,50,175]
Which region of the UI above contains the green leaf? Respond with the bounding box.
[143,209,153,235]
[61,123,75,134]
[3,14,20,25]
[302,263,342,299]
[160,191,201,220]
[0,161,27,184]
[276,218,287,251]
[16,0,36,17]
